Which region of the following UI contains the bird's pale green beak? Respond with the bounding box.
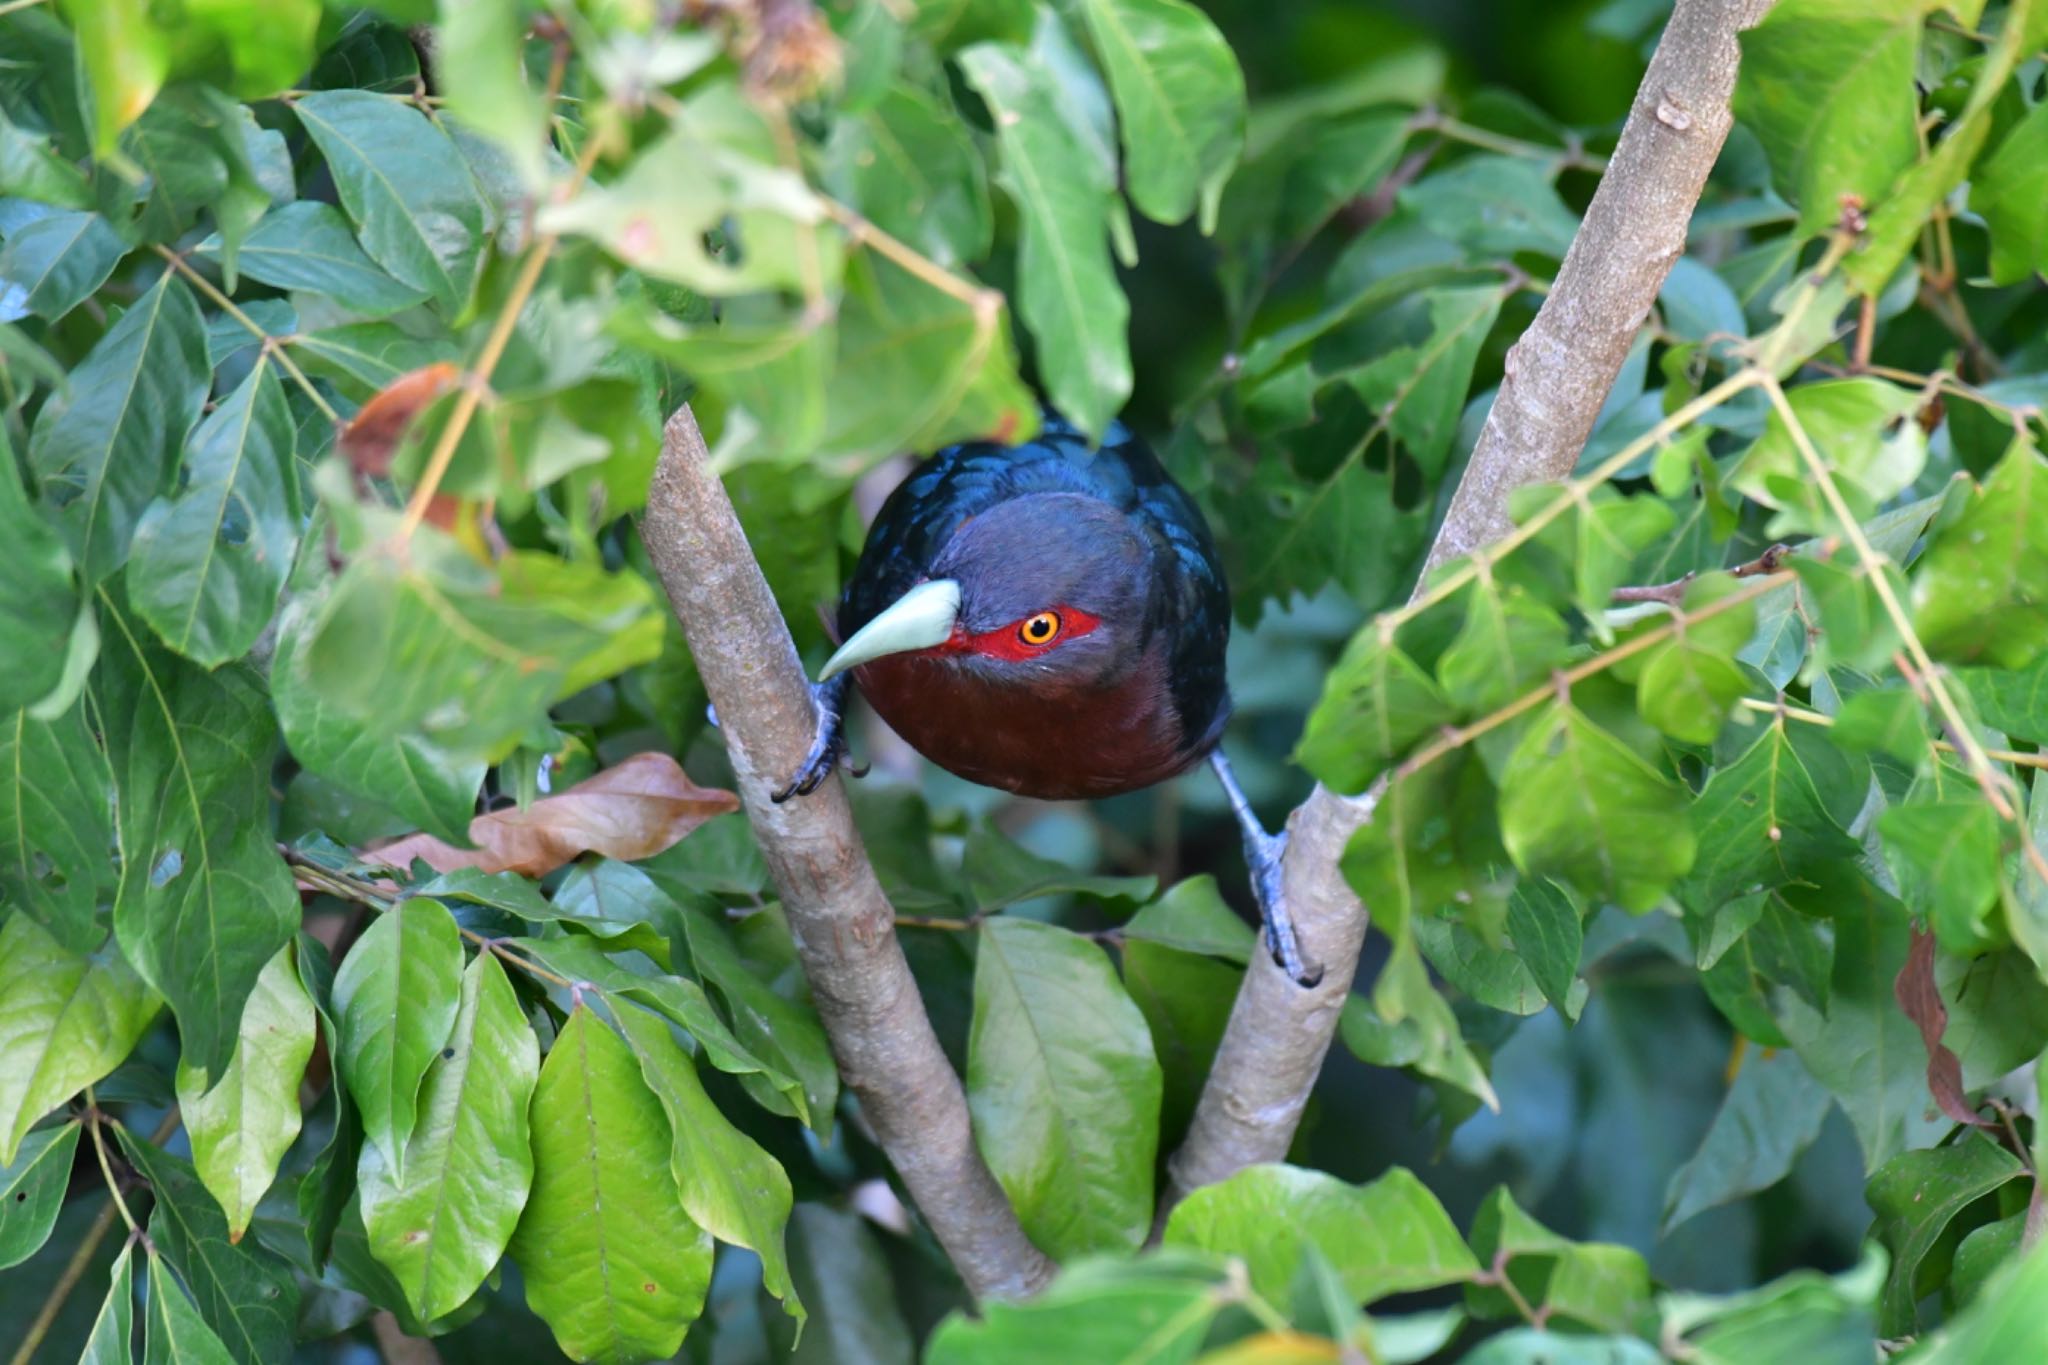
[819,578,962,680]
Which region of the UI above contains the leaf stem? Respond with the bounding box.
[1733,696,2048,770]
[82,1091,142,1240]
[152,246,342,426]
[1410,108,1607,172]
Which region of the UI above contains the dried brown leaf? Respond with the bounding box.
[365,752,740,878]
[1894,924,1991,1130]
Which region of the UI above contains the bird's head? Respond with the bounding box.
[820,493,1154,689]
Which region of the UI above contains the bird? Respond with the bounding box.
[768,410,1318,986]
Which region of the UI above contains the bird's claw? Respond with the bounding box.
[1248,829,1322,988]
[770,676,860,804]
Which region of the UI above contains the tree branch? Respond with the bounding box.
[1165,0,1776,1207]
[638,406,1055,1302]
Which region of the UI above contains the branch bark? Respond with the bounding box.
[1165,0,1777,1208]
[639,406,1055,1302]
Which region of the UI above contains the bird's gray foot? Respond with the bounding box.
[1210,750,1323,988]
[771,674,863,803]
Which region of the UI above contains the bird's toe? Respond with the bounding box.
[771,679,852,803]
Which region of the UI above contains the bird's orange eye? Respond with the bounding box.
[1018,611,1062,646]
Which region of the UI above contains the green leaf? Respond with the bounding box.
[330,897,463,1179]
[59,0,169,154]
[773,1203,915,1364]
[270,599,485,846]
[675,901,839,1129]
[1867,1134,2026,1334]
[1635,576,1758,744]
[1833,684,1932,761]
[1121,931,1239,1145]
[1957,653,2048,745]
[292,91,486,314]
[79,1239,137,1365]
[27,273,208,584]
[1349,284,1503,480]
[1402,154,1579,258]
[1505,880,1582,1019]
[963,823,1156,911]
[174,947,316,1242]
[1437,580,1572,716]
[358,951,538,1323]
[959,39,1131,438]
[95,597,298,1083]
[1729,378,1925,538]
[1734,0,1932,235]
[0,210,125,320]
[0,1120,81,1269]
[0,114,93,209]
[925,1252,1228,1365]
[0,913,158,1164]
[436,0,550,192]
[1163,1164,1478,1307]
[117,1134,300,1365]
[1682,719,1862,909]
[197,202,428,316]
[1974,98,2048,286]
[821,85,992,266]
[611,1004,801,1324]
[127,359,297,666]
[1466,1188,1650,1334]
[1513,484,1678,623]
[1076,0,1245,227]
[144,1255,238,1365]
[1295,628,1456,794]
[968,917,1162,1259]
[510,1007,712,1365]
[1915,1234,2048,1360]
[1499,702,1695,912]
[0,425,84,711]
[1878,800,2004,956]
[1662,1050,1831,1233]
[1219,449,1428,622]
[1911,428,2048,668]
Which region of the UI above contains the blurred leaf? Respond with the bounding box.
[436,0,549,192]
[358,951,538,1323]
[1437,579,1572,716]
[0,116,93,209]
[293,91,486,314]
[197,202,428,316]
[1164,1164,1478,1307]
[96,597,298,1084]
[1956,654,2048,745]
[510,1006,712,1364]
[0,915,155,1163]
[1466,1187,1650,1334]
[1077,0,1246,227]
[1635,576,1758,744]
[1295,629,1454,794]
[1730,380,1925,539]
[0,425,83,713]
[1662,1050,1831,1233]
[128,359,297,667]
[1122,933,1238,1145]
[959,39,1131,439]
[366,752,738,878]
[1682,719,1862,909]
[1460,1330,1661,1365]
[1866,1134,2024,1335]
[821,85,992,266]
[1221,452,1426,623]
[0,210,124,320]
[963,823,1156,911]
[612,1003,801,1324]
[1878,800,2003,956]
[1513,484,1678,623]
[0,1121,80,1269]
[1499,702,1695,912]
[79,1239,136,1365]
[1350,284,1502,480]
[1734,0,1929,235]
[27,273,208,584]
[1401,155,1578,257]
[1506,880,1582,1019]
[768,1205,911,1364]
[1915,1234,2048,1360]
[59,0,168,154]
[175,947,316,1243]
[969,917,1161,1259]
[925,1252,1228,1365]
[1974,99,2048,286]
[118,1134,300,1364]
[330,897,463,1179]
[1911,428,2048,668]
[271,600,486,847]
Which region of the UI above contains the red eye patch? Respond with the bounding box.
[938,605,1102,663]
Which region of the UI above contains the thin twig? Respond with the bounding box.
[153,246,342,426]
[1733,697,2048,770]
[1612,542,1792,605]
[82,1092,141,1240]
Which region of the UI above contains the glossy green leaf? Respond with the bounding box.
[821,85,992,266]
[358,951,538,1323]
[968,917,1162,1259]
[1164,1163,1478,1307]
[1734,0,1931,235]
[197,202,428,316]
[1911,429,2048,668]
[27,273,208,584]
[0,422,84,712]
[293,91,486,314]
[1505,880,1582,1018]
[79,1239,137,1365]
[1867,1135,2025,1334]
[925,1252,1228,1365]
[174,947,316,1242]
[511,1007,712,1365]
[959,40,1131,439]
[330,897,463,1178]
[1295,628,1456,794]
[0,210,124,320]
[1350,284,1503,479]
[1974,98,2048,287]
[1498,702,1695,912]
[0,1120,81,1269]
[1878,800,2004,956]
[270,599,486,846]
[1078,0,1245,226]
[612,1003,801,1324]
[96,598,298,1083]
[1662,1050,1831,1233]
[675,901,839,1130]
[118,1134,300,1365]
[143,1255,237,1365]
[0,913,158,1164]
[1682,719,1862,909]
[128,359,297,666]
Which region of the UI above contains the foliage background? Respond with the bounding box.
[4,0,2048,1361]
